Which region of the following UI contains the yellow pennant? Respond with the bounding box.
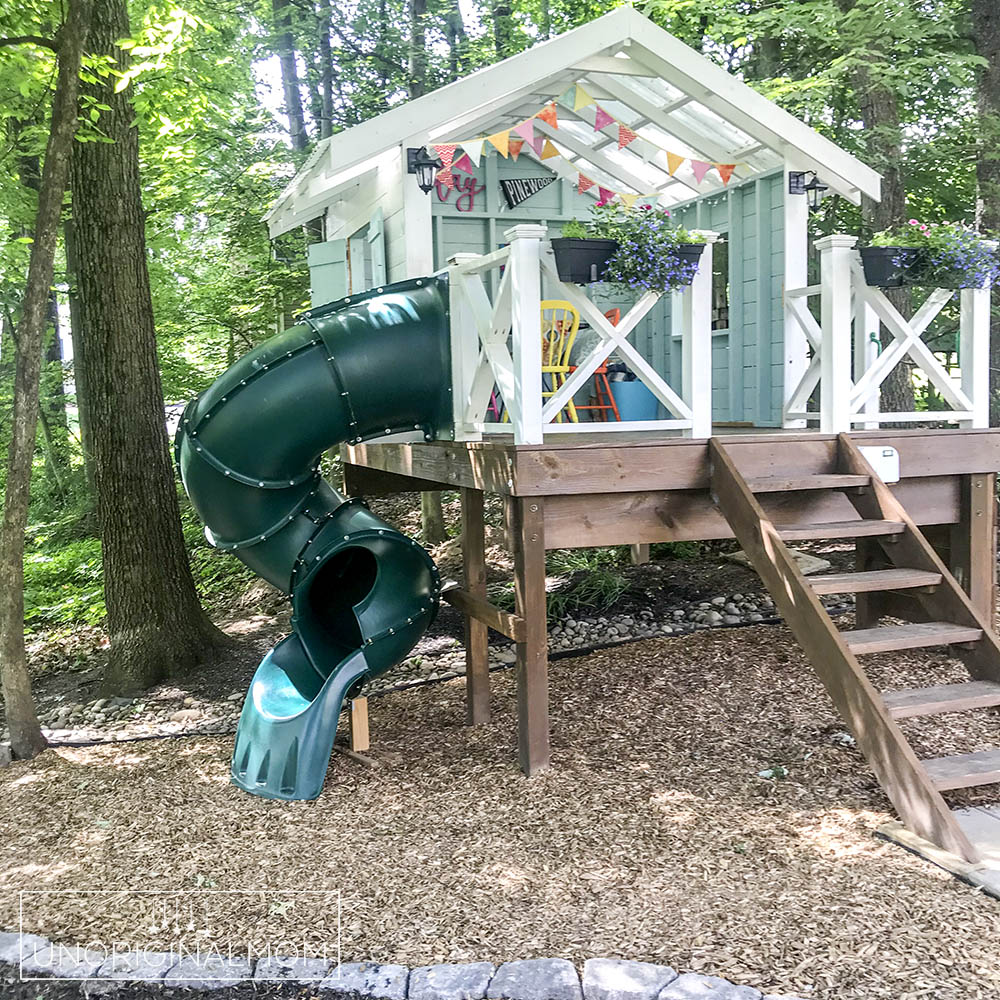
[486,130,510,157]
[666,151,684,176]
[619,192,639,210]
[573,85,594,111]
[540,139,560,160]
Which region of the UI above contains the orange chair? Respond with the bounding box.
[570,308,621,422]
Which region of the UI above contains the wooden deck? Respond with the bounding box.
[343,428,1000,847]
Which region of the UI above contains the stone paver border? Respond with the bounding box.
[0,931,803,999]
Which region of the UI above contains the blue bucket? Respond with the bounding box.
[609,380,659,421]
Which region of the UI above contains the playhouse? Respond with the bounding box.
[235,8,1000,867]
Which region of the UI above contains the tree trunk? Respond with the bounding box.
[0,0,91,760]
[317,0,334,139]
[272,0,309,152]
[490,0,514,59]
[972,0,1000,426]
[421,492,448,545]
[408,0,427,99]
[63,218,97,501]
[71,0,228,694]
[443,0,467,81]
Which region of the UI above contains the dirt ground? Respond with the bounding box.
[4,623,1000,1000]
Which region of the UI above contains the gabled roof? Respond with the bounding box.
[266,6,880,237]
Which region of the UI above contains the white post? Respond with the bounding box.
[960,281,991,428]
[448,254,485,442]
[681,231,719,439]
[401,138,434,278]
[815,234,857,434]
[853,291,880,430]
[783,159,810,428]
[505,224,546,445]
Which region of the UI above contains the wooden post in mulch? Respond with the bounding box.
[461,487,491,725]
[349,697,369,752]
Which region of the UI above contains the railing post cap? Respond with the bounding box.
[447,252,481,265]
[814,233,859,251]
[691,229,721,243]
[503,223,548,241]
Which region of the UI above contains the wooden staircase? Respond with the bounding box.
[710,433,1000,863]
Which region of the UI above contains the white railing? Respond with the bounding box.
[783,234,991,432]
[447,223,719,445]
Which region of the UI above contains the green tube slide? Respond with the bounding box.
[175,276,451,800]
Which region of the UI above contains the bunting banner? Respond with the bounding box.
[435,83,746,200]
[435,167,455,189]
[499,175,556,210]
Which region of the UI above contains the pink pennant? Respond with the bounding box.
[690,160,712,184]
[452,153,474,174]
[593,105,615,131]
[513,118,536,145]
[435,167,455,190]
[528,133,545,156]
[578,174,595,194]
[597,186,615,206]
[433,144,457,169]
[618,124,637,149]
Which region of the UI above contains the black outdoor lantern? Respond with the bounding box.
[407,146,444,194]
[788,170,829,212]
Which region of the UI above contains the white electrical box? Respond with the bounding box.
[858,445,900,484]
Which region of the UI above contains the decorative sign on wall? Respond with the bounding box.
[435,172,486,211]
[498,176,556,210]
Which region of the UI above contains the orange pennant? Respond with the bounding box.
[536,103,558,129]
[540,139,559,160]
[509,139,524,160]
[486,130,510,157]
[618,124,637,149]
[578,174,595,194]
[717,163,736,185]
[435,167,455,189]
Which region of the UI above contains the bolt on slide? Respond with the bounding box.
[175,277,451,799]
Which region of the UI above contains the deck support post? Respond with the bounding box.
[782,158,809,429]
[349,697,370,753]
[853,297,879,430]
[949,473,997,622]
[816,234,857,433]
[461,487,491,725]
[505,224,547,446]
[509,495,549,775]
[682,231,719,438]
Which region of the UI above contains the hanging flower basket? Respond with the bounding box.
[859,246,925,288]
[550,237,619,284]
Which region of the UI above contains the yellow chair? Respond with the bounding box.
[540,300,580,423]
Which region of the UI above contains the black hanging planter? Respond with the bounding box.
[860,246,925,288]
[670,243,707,284]
[550,238,619,284]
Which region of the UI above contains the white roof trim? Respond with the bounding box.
[265,6,879,237]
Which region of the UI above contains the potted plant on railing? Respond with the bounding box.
[861,220,999,288]
[550,219,619,284]
[551,204,708,291]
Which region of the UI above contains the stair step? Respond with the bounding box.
[923,748,1000,790]
[776,519,906,541]
[843,621,983,655]
[809,568,943,595]
[748,474,870,493]
[883,680,1000,719]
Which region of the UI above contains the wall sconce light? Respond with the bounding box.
[788,170,829,212]
[407,146,444,194]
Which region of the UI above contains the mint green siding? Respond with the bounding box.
[431,158,787,427]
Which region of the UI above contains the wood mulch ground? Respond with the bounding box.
[4,623,1000,999]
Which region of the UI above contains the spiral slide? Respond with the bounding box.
[176,277,451,800]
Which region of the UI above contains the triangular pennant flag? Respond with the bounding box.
[619,192,639,209]
[578,173,595,194]
[462,138,484,167]
[486,130,510,157]
[597,186,615,206]
[433,144,457,169]
[529,133,545,155]
[540,139,560,160]
[509,139,524,161]
[513,118,535,145]
[555,87,576,108]
[690,159,712,184]
[717,163,736,185]
[666,151,684,176]
[593,105,615,131]
[452,152,474,174]
[536,103,558,129]
[435,167,455,190]
[573,85,594,111]
[618,124,637,149]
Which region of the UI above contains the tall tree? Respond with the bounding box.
[273,0,310,152]
[408,0,428,98]
[971,0,1000,424]
[70,0,228,693]
[0,0,90,759]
